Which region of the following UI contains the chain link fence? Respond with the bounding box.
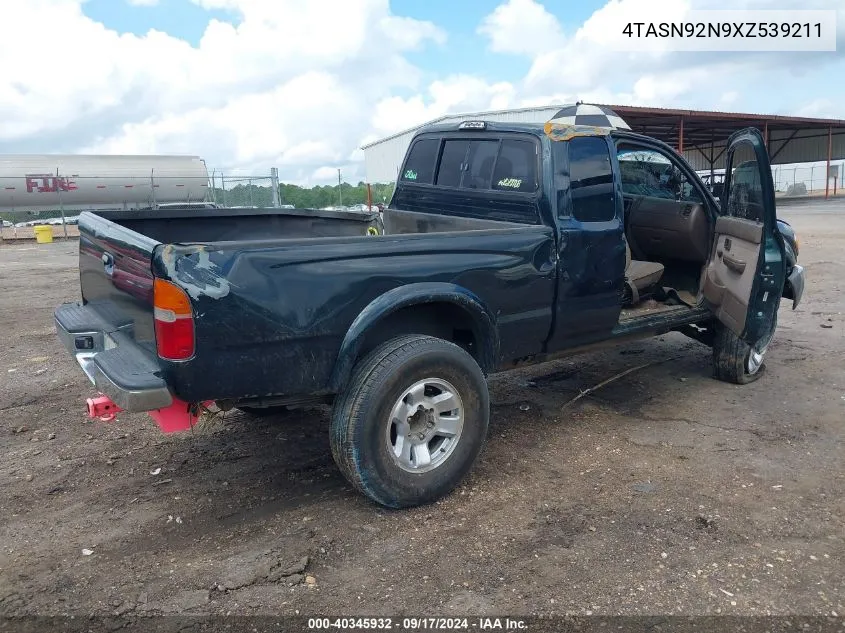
[772,162,844,198]
[208,172,278,208]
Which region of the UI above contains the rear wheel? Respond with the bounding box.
[712,318,775,385]
[330,334,489,508]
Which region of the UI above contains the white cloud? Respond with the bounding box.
[476,0,562,56]
[720,91,739,106]
[2,0,843,186]
[0,0,444,183]
[127,0,160,6]
[794,99,837,119]
[480,0,845,112]
[369,76,517,142]
[312,166,341,182]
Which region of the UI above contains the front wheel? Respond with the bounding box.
[712,318,775,385]
[330,334,489,508]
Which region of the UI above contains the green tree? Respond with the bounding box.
[211,181,395,209]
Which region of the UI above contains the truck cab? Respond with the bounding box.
[391,120,800,368]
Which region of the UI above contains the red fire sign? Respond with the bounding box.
[25,174,79,194]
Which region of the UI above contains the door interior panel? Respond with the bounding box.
[702,215,763,334]
[625,195,710,263]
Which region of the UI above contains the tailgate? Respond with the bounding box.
[55,212,171,411]
[77,212,158,349]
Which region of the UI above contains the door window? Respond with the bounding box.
[400,138,439,185]
[568,136,616,222]
[726,157,765,222]
[617,147,703,203]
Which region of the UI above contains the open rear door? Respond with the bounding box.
[703,128,786,348]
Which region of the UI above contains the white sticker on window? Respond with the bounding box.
[497,177,522,189]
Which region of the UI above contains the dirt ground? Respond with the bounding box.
[0,201,842,619]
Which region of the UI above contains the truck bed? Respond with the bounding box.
[102,206,520,243]
[66,205,550,407]
[106,206,384,242]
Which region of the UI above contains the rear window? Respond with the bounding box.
[463,141,499,190]
[401,138,438,185]
[433,136,537,192]
[392,134,540,223]
[400,134,539,198]
[436,140,470,187]
[492,139,537,192]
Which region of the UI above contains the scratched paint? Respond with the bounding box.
[160,244,231,300]
[543,122,611,142]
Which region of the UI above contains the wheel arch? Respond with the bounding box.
[329,282,499,393]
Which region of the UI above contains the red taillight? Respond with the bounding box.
[153,279,195,360]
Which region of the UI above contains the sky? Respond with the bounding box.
[0,0,843,185]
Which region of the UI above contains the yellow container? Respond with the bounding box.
[34,225,54,244]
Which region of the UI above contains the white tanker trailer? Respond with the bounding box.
[0,155,210,212]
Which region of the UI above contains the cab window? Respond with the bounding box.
[400,138,438,185]
[568,136,615,222]
[492,139,537,192]
[436,140,470,187]
[463,140,499,189]
[433,137,537,193]
[394,132,541,224]
[617,146,703,203]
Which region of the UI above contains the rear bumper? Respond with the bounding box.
[55,302,173,412]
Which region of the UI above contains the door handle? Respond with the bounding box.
[722,253,746,274]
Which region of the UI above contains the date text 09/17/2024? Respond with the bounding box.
[307,617,528,630]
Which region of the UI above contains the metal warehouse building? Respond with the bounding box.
[362,104,845,197]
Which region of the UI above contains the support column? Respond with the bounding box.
[57,168,68,240]
[678,116,684,153]
[709,139,715,183]
[270,167,280,207]
[825,126,832,199]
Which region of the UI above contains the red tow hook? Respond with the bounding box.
[86,395,123,422]
[84,393,213,434]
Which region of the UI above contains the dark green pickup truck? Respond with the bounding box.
[55,121,804,509]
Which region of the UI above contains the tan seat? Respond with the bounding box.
[625,241,664,302]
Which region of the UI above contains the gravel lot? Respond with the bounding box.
[0,225,80,242]
[0,202,842,619]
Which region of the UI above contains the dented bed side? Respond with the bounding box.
[61,206,558,409]
[150,225,556,404]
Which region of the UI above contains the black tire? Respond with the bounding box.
[712,319,774,385]
[330,334,489,509]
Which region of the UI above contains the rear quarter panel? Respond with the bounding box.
[152,228,556,402]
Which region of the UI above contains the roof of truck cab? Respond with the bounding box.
[413,120,659,144]
[417,120,599,136]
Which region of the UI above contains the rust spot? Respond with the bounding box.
[543,122,612,142]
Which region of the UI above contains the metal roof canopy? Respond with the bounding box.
[361,103,844,195]
[607,104,845,197]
